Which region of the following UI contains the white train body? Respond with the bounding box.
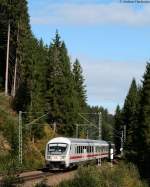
[45,137,114,169]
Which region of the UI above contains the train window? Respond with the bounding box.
[87,146,89,153]
[48,143,67,155]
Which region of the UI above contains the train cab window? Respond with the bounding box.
[48,143,67,155]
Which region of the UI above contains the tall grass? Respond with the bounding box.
[58,162,148,187]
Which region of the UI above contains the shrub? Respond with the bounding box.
[58,162,148,187]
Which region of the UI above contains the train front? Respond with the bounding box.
[45,137,70,170]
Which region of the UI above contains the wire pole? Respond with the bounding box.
[19,111,22,165]
[86,129,88,139]
[98,112,102,140]
[18,112,49,165]
[5,21,10,96]
[121,130,124,156]
[78,112,102,140]
[53,122,56,136]
[76,124,78,138]
[123,125,126,142]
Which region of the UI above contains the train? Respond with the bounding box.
[45,137,115,170]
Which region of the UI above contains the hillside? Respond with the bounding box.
[0,93,17,153]
[0,92,54,172]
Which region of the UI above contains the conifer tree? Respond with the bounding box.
[114,105,122,154]
[73,59,87,112]
[46,31,79,135]
[138,62,150,178]
[122,78,140,161]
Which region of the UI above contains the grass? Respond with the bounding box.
[58,162,148,187]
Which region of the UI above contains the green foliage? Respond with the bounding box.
[58,163,148,187]
[45,32,87,136]
[73,59,87,112]
[84,105,114,141]
[0,110,18,158]
[114,105,122,154]
[137,62,150,179]
[122,79,140,162]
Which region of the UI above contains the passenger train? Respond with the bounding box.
[45,137,115,170]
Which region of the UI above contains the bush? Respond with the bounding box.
[58,162,148,187]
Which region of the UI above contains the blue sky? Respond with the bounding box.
[28,0,150,114]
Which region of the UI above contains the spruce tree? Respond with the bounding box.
[122,78,140,162]
[138,62,150,178]
[46,31,79,136]
[114,105,122,154]
[73,59,87,112]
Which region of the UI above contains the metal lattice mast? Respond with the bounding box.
[98,112,102,140]
[18,112,49,165]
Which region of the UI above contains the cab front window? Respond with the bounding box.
[48,143,68,155]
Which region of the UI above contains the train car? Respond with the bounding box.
[45,137,114,170]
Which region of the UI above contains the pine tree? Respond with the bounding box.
[114,105,122,154]
[73,59,87,112]
[122,78,140,161]
[46,31,79,136]
[138,62,150,178]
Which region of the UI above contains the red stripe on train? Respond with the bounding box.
[70,153,108,160]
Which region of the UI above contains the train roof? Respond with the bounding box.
[47,137,109,146]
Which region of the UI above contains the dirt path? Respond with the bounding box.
[22,170,75,187]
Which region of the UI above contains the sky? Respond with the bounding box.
[27,0,150,114]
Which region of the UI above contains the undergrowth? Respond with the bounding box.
[58,162,148,187]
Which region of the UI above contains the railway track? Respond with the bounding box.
[0,169,75,186]
[0,170,64,185]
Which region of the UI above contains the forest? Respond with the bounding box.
[0,0,150,185]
